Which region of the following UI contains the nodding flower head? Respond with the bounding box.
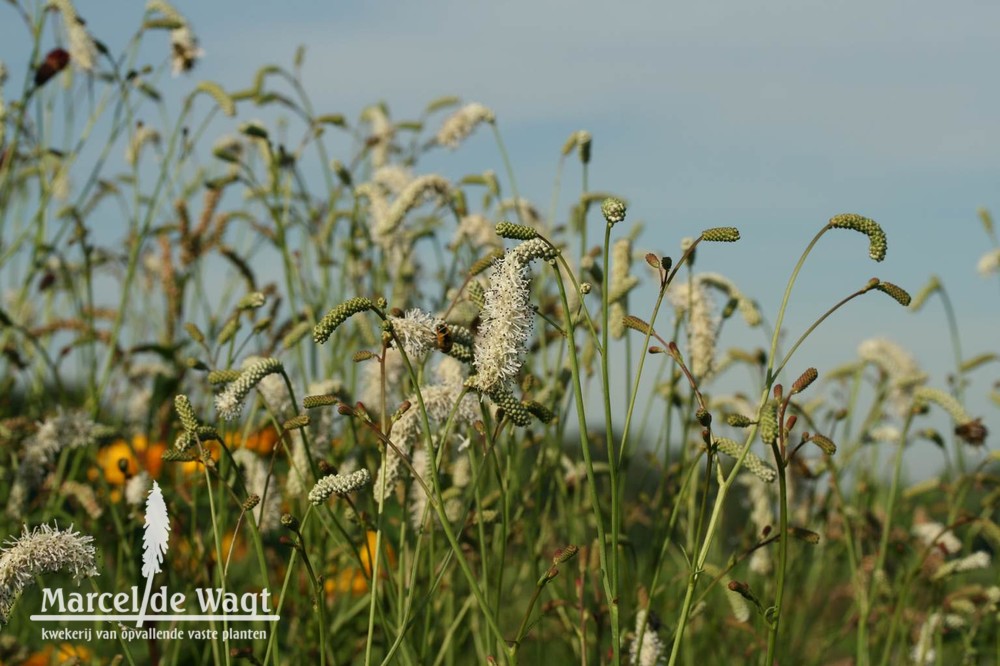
[214,358,284,421]
[828,213,887,262]
[0,523,99,625]
[436,102,496,149]
[314,297,374,344]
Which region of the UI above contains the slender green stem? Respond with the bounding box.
[599,222,622,659]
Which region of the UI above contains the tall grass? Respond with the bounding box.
[1,2,998,665]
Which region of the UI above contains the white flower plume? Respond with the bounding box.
[137,481,170,626]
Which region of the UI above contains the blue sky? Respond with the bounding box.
[2,1,998,472]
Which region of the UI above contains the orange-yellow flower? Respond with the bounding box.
[325,531,396,596]
[90,434,166,485]
[225,425,280,455]
[22,643,91,666]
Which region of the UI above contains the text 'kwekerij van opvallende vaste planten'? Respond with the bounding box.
[1,1,999,665]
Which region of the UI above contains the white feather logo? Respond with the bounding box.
[136,480,170,627]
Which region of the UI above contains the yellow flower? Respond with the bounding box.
[90,434,166,485]
[22,643,92,666]
[325,531,396,596]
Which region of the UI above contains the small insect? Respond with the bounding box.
[434,322,453,353]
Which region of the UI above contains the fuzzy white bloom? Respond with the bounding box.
[932,551,991,580]
[125,471,152,507]
[354,181,390,232]
[868,425,902,444]
[308,469,371,505]
[670,282,718,380]
[451,454,471,489]
[470,238,556,393]
[389,309,441,359]
[7,409,100,518]
[913,386,973,425]
[698,273,762,327]
[373,165,413,194]
[376,174,451,241]
[609,238,639,304]
[977,248,1000,277]
[170,25,204,76]
[285,431,316,498]
[629,610,666,666]
[125,123,161,166]
[739,475,774,575]
[858,338,927,417]
[912,521,962,555]
[49,0,96,72]
[60,480,103,518]
[408,448,433,531]
[374,379,478,500]
[233,449,281,532]
[436,102,495,149]
[910,612,940,665]
[359,348,406,414]
[0,523,98,624]
[609,237,640,340]
[471,250,532,392]
[453,214,502,249]
[361,105,394,167]
[435,356,467,386]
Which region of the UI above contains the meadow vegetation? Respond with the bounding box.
[1,2,999,664]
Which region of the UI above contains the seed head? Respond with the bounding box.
[701,227,740,243]
[873,280,911,307]
[495,221,538,241]
[553,544,579,565]
[828,213,887,262]
[759,401,779,446]
[808,434,837,455]
[601,197,626,226]
[0,523,99,625]
[174,394,199,432]
[622,315,653,336]
[214,358,284,420]
[791,368,819,395]
[308,469,372,504]
[313,297,374,343]
[726,414,755,428]
[714,437,776,483]
[909,276,941,312]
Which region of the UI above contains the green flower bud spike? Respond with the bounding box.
[714,437,776,482]
[495,221,538,240]
[313,297,374,343]
[827,213,887,262]
[759,400,779,445]
[701,227,741,243]
[873,280,912,307]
